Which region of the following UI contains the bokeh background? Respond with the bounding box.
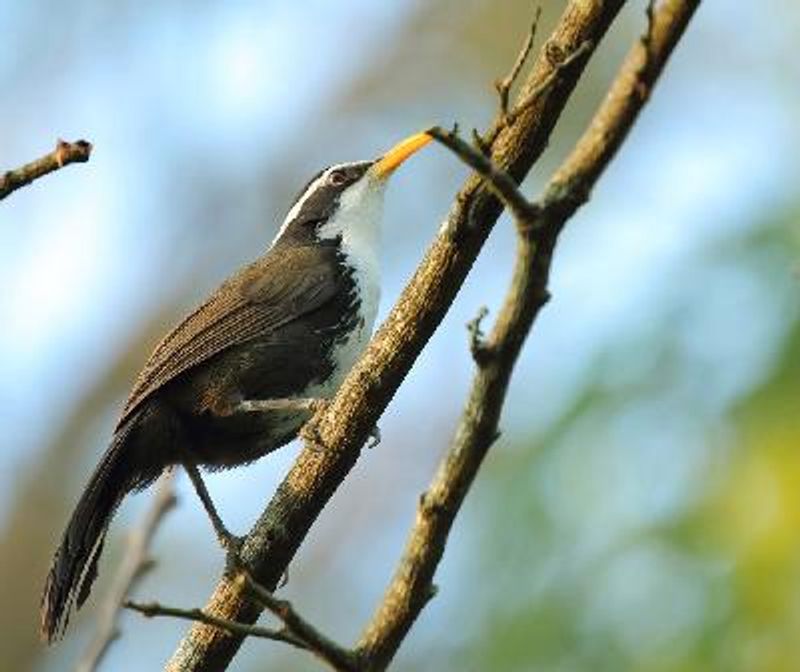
[2,1,798,670]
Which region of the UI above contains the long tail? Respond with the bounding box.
[40,409,160,642]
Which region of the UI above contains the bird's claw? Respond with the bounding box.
[366,425,381,449]
[221,532,246,573]
[299,422,326,452]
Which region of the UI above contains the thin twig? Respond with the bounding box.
[239,572,361,672]
[482,36,595,149]
[126,566,360,670]
[0,139,92,201]
[76,472,177,672]
[637,0,658,98]
[426,126,541,225]
[125,600,307,649]
[506,39,594,127]
[494,6,542,119]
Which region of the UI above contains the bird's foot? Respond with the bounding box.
[300,420,381,452]
[299,422,326,452]
[296,399,331,452]
[221,532,246,574]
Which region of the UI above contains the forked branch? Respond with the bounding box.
[128,569,360,671]
[165,3,625,669]
[355,2,702,668]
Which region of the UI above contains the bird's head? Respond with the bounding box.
[272,132,431,249]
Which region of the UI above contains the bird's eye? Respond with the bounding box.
[329,170,347,186]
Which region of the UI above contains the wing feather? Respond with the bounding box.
[119,245,341,423]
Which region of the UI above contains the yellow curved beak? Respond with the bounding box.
[372,131,432,179]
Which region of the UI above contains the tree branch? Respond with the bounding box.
[355,1,702,668]
[240,572,360,671]
[0,139,92,201]
[165,3,630,670]
[125,600,307,649]
[494,6,542,120]
[426,125,541,224]
[76,471,177,672]
[465,305,491,364]
[126,566,360,671]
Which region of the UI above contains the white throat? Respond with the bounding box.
[317,171,385,333]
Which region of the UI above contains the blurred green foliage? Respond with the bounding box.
[469,212,800,672]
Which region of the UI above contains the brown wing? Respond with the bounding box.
[119,245,342,425]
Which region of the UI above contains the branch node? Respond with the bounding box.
[239,572,361,671]
[471,128,491,157]
[542,178,591,220]
[538,288,552,308]
[133,557,157,580]
[466,306,492,364]
[636,0,658,100]
[418,491,447,517]
[427,125,541,227]
[124,598,309,650]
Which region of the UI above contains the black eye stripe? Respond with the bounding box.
[281,160,374,235]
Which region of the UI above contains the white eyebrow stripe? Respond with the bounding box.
[269,163,353,247]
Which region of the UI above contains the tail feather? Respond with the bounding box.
[40,411,158,642]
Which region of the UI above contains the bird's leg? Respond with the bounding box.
[235,398,328,414]
[236,398,330,451]
[183,462,244,567]
[234,398,381,450]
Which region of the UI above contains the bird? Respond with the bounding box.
[40,131,432,643]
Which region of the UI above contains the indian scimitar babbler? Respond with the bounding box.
[40,131,432,642]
